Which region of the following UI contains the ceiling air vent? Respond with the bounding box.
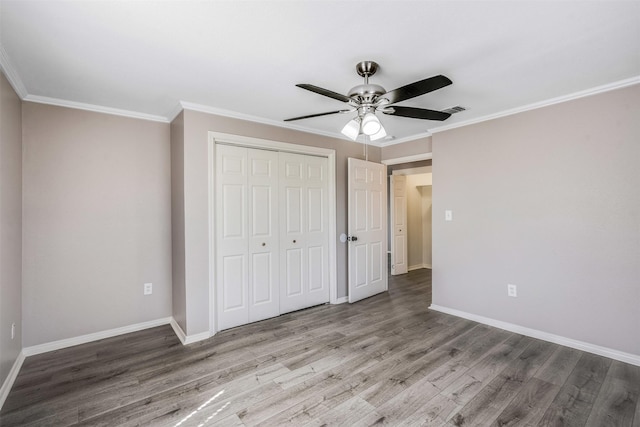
[441,106,466,114]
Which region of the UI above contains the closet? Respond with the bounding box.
[215,144,329,330]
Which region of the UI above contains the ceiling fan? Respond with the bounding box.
[285,61,453,141]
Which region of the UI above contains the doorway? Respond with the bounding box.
[386,160,433,274]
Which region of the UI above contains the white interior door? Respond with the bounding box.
[279,152,330,314]
[348,157,387,303]
[216,145,279,330]
[390,174,408,275]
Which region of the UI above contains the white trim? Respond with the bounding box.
[333,296,348,305]
[167,102,185,122]
[209,131,338,157]
[382,153,433,166]
[0,351,25,410]
[429,304,640,367]
[408,264,431,271]
[22,317,172,357]
[208,136,221,336]
[23,95,170,123]
[183,101,345,141]
[208,132,338,332]
[0,45,28,98]
[170,318,211,345]
[430,76,640,134]
[379,131,432,147]
[327,150,338,305]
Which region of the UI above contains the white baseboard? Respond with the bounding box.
[408,264,431,271]
[429,304,640,367]
[22,317,172,357]
[170,318,211,345]
[0,351,25,410]
[333,296,348,304]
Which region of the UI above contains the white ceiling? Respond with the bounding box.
[1,1,639,144]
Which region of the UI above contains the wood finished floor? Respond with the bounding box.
[2,269,639,427]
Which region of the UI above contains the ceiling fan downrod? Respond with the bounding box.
[348,61,386,106]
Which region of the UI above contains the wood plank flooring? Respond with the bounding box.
[2,269,639,426]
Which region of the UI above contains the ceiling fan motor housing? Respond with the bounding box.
[348,83,386,104]
[349,60,386,106]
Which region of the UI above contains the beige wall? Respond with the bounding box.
[406,174,425,269]
[170,112,186,332]
[381,136,432,161]
[420,185,432,268]
[0,72,22,383]
[432,84,640,356]
[22,103,172,346]
[175,109,380,335]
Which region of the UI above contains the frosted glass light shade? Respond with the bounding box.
[361,113,381,135]
[341,118,360,141]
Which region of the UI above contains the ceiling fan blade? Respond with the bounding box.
[382,75,452,104]
[382,106,451,121]
[284,110,351,122]
[296,84,352,103]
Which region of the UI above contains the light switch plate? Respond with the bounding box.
[445,210,453,221]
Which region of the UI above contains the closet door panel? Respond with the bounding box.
[248,149,279,323]
[305,156,330,306]
[279,153,307,313]
[216,145,249,330]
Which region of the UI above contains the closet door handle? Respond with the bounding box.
[293,240,297,243]
[262,242,266,247]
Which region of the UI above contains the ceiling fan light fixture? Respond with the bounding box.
[369,125,387,141]
[361,112,381,135]
[341,117,361,141]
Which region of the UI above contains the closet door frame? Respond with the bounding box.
[208,131,337,336]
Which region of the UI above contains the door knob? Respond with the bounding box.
[293,240,297,243]
[262,243,266,246]
[347,236,358,242]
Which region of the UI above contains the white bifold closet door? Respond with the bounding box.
[216,146,329,331]
[216,145,280,330]
[279,152,330,314]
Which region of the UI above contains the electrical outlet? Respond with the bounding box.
[507,284,517,297]
[11,323,15,340]
[144,283,153,295]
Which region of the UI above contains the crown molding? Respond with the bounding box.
[6,56,637,139]
[0,44,28,99]
[179,101,348,141]
[430,76,640,134]
[23,95,170,123]
[381,153,432,165]
[166,102,185,123]
[379,131,433,147]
